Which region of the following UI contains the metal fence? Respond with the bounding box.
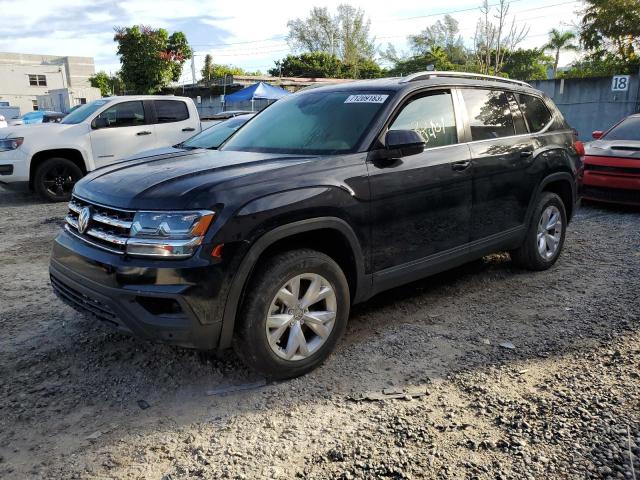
[528,75,639,140]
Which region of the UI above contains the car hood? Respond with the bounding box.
[0,122,75,139]
[73,149,316,210]
[585,139,640,159]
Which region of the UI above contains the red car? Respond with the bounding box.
[580,114,640,206]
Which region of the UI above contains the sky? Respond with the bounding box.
[0,0,583,83]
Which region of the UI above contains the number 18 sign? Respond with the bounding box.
[611,75,630,92]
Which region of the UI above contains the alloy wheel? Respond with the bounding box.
[265,273,337,361]
[536,205,562,260]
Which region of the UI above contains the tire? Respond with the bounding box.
[34,157,83,202]
[233,248,350,380]
[511,192,567,271]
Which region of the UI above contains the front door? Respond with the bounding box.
[458,88,537,241]
[89,100,157,167]
[368,89,473,277]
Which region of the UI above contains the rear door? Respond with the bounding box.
[368,89,472,274]
[152,99,198,146]
[89,100,157,167]
[459,88,536,241]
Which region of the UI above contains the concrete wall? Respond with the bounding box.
[529,75,640,140]
[0,52,95,115]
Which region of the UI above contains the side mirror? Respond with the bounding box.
[91,117,108,129]
[592,130,603,139]
[384,129,425,158]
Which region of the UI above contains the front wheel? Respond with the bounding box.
[34,157,83,202]
[511,192,567,270]
[233,249,350,380]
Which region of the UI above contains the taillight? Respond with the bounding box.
[574,140,585,157]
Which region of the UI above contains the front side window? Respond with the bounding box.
[155,100,189,123]
[222,91,392,154]
[516,94,553,132]
[461,89,515,141]
[389,90,458,149]
[95,101,146,128]
[28,74,47,86]
[603,116,640,141]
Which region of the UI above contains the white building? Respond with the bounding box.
[0,52,96,115]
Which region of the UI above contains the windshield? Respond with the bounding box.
[222,91,392,154]
[604,116,640,141]
[182,116,252,149]
[61,99,110,124]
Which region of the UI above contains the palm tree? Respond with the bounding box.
[543,29,579,78]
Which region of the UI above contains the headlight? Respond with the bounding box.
[126,210,215,258]
[0,137,24,152]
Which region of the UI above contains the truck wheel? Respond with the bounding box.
[34,157,83,202]
[511,192,567,271]
[233,248,350,380]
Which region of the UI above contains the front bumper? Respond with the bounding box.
[580,157,640,206]
[0,149,29,183]
[49,228,236,350]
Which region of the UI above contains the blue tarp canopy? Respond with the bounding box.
[224,82,290,103]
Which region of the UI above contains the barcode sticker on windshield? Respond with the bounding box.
[344,94,389,104]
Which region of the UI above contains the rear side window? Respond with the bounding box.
[389,90,458,149]
[507,92,528,135]
[461,89,515,140]
[155,100,189,123]
[516,94,553,132]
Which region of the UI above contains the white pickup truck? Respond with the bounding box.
[0,95,206,201]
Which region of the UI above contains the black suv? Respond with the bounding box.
[50,72,582,379]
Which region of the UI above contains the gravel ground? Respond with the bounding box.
[0,185,639,480]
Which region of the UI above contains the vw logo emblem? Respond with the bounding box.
[78,206,92,234]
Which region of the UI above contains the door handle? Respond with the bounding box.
[182,127,196,132]
[451,160,472,171]
[137,131,152,136]
[520,150,533,158]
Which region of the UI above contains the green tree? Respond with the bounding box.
[409,15,468,65]
[114,25,192,94]
[560,52,640,78]
[286,4,377,77]
[502,48,552,80]
[581,0,640,66]
[543,29,579,78]
[269,52,343,77]
[89,71,111,97]
[385,47,456,76]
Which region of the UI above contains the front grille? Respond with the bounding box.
[65,196,134,254]
[582,186,640,204]
[585,164,640,175]
[51,275,119,326]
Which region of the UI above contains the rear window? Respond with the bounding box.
[516,94,553,132]
[461,89,515,141]
[604,116,640,141]
[155,100,189,123]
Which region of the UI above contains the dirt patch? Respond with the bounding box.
[0,186,638,479]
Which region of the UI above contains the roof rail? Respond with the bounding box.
[398,71,530,88]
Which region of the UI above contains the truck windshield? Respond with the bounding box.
[604,116,640,141]
[61,99,110,125]
[221,91,392,154]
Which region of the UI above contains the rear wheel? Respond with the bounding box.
[34,157,82,202]
[511,192,567,270]
[233,249,350,380]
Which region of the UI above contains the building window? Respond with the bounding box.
[28,74,47,86]
[32,100,39,111]
[78,98,87,104]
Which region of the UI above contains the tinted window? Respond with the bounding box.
[603,116,640,141]
[507,92,528,135]
[461,89,515,140]
[155,100,189,123]
[389,90,457,149]
[182,116,251,149]
[516,94,553,132]
[95,101,146,128]
[223,91,390,154]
